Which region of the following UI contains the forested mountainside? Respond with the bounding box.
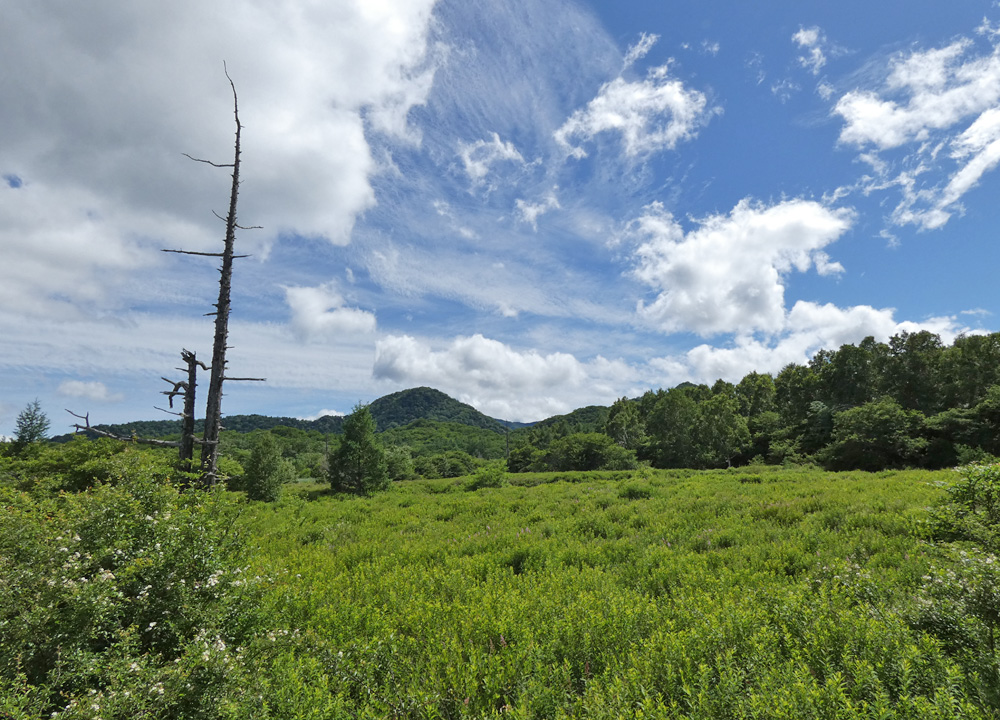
[365,386,507,432]
[55,386,512,441]
[529,405,610,433]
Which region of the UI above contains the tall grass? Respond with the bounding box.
[237,466,992,718]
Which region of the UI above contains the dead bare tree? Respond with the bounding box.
[166,68,264,485]
[69,349,204,472]
[158,349,206,470]
[71,68,266,487]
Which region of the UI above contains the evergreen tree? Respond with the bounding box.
[13,399,50,452]
[243,432,291,502]
[330,404,389,494]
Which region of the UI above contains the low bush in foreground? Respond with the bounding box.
[0,450,265,719]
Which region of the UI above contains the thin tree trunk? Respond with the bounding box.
[179,349,199,470]
[200,75,242,486]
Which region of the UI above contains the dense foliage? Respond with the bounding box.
[0,446,264,718]
[234,466,998,717]
[506,330,1000,474]
[3,434,1000,717]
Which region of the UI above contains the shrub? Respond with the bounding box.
[466,460,508,490]
[0,454,263,717]
[932,462,1000,551]
[548,432,638,472]
[244,432,292,502]
[385,445,417,481]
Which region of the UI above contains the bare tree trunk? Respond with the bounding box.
[69,70,263,485]
[199,74,243,486]
[179,349,199,470]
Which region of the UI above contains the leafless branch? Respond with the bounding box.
[181,152,234,168]
[154,406,185,417]
[67,409,183,448]
[162,249,225,257]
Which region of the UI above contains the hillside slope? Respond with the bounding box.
[57,386,523,440]
[367,387,507,432]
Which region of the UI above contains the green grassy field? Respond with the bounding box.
[237,466,993,719]
[5,454,997,718]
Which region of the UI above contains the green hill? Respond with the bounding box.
[529,404,610,433]
[367,387,507,432]
[55,386,513,441]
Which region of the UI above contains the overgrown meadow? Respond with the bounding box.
[243,466,995,718]
[3,446,999,718]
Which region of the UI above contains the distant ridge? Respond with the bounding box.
[54,386,535,440]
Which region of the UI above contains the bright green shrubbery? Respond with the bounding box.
[909,462,1000,710]
[465,459,508,490]
[0,449,265,719]
[233,466,995,718]
[7,436,1000,718]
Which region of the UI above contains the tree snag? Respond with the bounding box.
[70,68,263,486]
[168,67,263,485]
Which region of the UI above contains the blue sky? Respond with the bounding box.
[3,0,1000,432]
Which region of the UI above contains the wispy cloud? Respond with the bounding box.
[554,50,720,159]
[457,132,526,189]
[832,34,1000,229]
[623,33,660,69]
[792,26,828,75]
[515,188,561,230]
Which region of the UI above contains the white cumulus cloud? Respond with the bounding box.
[373,333,637,421]
[834,39,1000,151]
[832,33,1000,230]
[299,408,346,421]
[58,380,124,403]
[648,302,970,388]
[285,283,377,341]
[630,198,854,336]
[0,0,441,319]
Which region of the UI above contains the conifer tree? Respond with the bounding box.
[13,399,50,452]
[329,404,389,495]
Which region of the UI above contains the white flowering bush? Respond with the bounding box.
[910,463,1000,711]
[0,449,264,718]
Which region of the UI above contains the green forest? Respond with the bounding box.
[5,328,1000,718]
[63,329,1000,483]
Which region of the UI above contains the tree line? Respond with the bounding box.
[508,330,1000,474]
